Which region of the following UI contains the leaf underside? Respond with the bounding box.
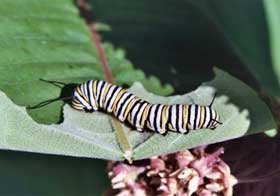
[0,68,275,160]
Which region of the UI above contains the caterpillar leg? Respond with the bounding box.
[84,107,95,113]
[160,130,168,136]
[157,129,168,136]
[178,129,189,134]
[136,128,144,132]
[183,130,190,135]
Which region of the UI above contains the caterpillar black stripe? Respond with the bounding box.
[29,79,222,135]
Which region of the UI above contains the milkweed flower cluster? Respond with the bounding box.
[107,146,237,196]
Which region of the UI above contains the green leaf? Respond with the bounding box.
[0,68,275,160]
[0,0,173,125]
[264,0,280,90]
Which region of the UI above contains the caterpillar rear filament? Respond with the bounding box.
[28,79,222,135]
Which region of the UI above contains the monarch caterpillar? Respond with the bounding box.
[28,79,222,135]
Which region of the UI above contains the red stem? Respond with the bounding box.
[88,23,114,83]
[76,0,114,83]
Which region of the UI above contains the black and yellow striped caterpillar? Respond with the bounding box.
[29,79,222,135]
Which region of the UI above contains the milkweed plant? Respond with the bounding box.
[0,0,279,195]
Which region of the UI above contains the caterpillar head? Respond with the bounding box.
[27,79,95,113]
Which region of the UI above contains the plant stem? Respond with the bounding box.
[88,24,114,83]
[77,0,133,162]
[111,119,133,163]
